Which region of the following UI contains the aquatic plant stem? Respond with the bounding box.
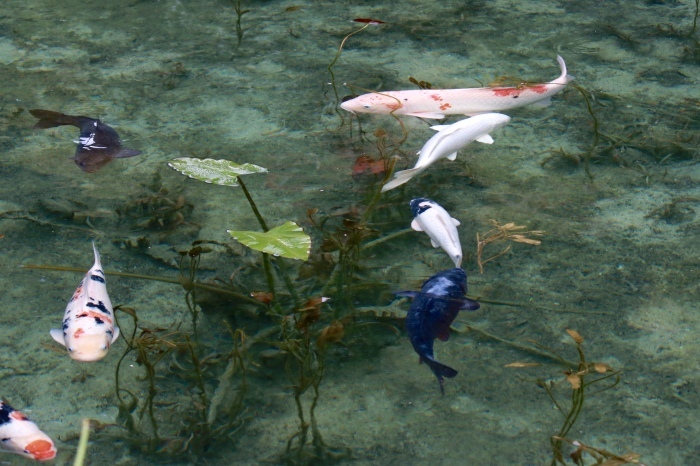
[114,307,139,411]
[231,0,248,45]
[571,84,600,181]
[327,22,371,109]
[690,0,700,37]
[361,155,398,226]
[236,176,281,307]
[73,418,90,466]
[185,335,210,424]
[549,342,587,465]
[0,211,98,235]
[236,175,302,309]
[237,176,268,232]
[20,264,267,308]
[361,227,412,250]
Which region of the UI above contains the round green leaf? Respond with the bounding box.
[168,157,268,186]
[227,221,311,261]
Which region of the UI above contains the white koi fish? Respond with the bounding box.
[50,242,120,362]
[381,113,510,192]
[341,56,572,119]
[410,198,462,267]
[0,400,57,461]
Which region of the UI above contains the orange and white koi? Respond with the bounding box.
[0,400,57,461]
[341,56,572,119]
[50,242,120,362]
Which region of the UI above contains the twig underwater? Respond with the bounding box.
[476,220,545,274]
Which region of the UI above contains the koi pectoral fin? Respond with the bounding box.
[112,149,142,159]
[49,329,65,346]
[405,112,446,119]
[111,326,121,343]
[460,298,480,311]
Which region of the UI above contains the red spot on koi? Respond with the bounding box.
[70,286,83,302]
[527,84,548,94]
[439,103,452,111]
[25,439,56,461]
[74,328,85,338]
[76,310,112,323]
[429,94,443,101]
[492,87,522,97]
[353,18,387,25]
[10,411,29,421]
[493,84,548,96]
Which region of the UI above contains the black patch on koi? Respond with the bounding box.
[90,274,105,283]
[0,403,13,425]
[415,204,432,216]
[410,198,436,218]
[94,317,104,325]
[77,313,89,318]
[86,300,111,315]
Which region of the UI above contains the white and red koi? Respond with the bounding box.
[341,56,572,119]
[50,242,120,362]
[0,400,57,461]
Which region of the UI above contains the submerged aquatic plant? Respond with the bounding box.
[508,330,629,465]
[112,270,250,458]
[169,156,352,463]
[476,220,544,273]
[230,0,249,45]
[327,17,387,125]
[689,0,699,37]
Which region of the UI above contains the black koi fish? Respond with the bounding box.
[396,268,480,394]
[29,109,141,172]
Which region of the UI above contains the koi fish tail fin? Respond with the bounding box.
[555,56,575,84]
[28,109,83,129]
[424,358,458,395]
[381,167,425,192]
[92,241,101,264]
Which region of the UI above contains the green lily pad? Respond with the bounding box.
[168,157,267,186]
[228,221,311,261]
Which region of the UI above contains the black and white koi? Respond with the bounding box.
[0,399,57,461]
[50,242,120,362]
[410,198,463,267]
[29,109,141,173]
